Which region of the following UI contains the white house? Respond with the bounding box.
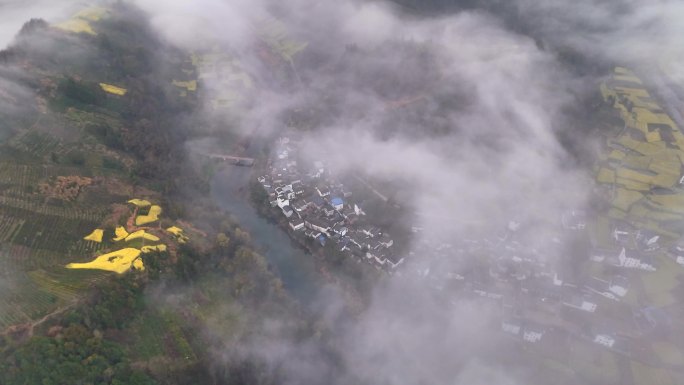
[553,273,563,286]
[276,198,290,209]
[331,223,348,236]
[586,278,619,301]
[580,301,598,312]
[594,334,615,348]
[562,210,587,230]
[305,218,331,236]
[282,206,294,218]
[386,255,405,269]
[562,296,597,313]
[523,326,544,343]
[608,276,629,297]
[330,197,344,211]
[379,234,394,248]
[612,226,632,244]
[501,320,521,336]
[289,219,305,231]
[316,185,330,197]
[616,248,656,271]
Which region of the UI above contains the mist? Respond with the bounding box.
[126,0,603,383]
[2,0,680,383]
[0,0,75,49]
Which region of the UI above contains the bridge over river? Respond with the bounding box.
[204,153,255,167]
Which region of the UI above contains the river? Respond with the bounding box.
[210,165,324,306]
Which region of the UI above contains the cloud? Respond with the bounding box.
[0,0,74,49]
[128,0,600,385]
[508,1,684,76]
[134,1,595,383]
[0,0,672,383]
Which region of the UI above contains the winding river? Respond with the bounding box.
[210,165,324,305]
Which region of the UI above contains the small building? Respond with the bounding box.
[282,205,294,218]
[331,223,348,236]
[331,197,344,210]
[292,199,311,212]
[289,219,305,231]
[612,223,634,245]
[304,230,321,239]
[379,234,394,248]
[316,185,331,197]
[348,233,368,249]
[360,225,382,238]
[589,247,616,263]
[501,318,522,336]
[522,322,545,344]
[384,253,404,269]
[305,218,332,236]
[562,295,598,313]
[667,241,684,265]
[636,229,660,251]
[594,334,615,348]
[613,248,656,271]
[585,277,619,301]
[276,198,290,209]
[608,276,629,297]
[562,210,587,230]
[311,196,326,209]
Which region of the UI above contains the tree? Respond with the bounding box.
[216,232,231,251]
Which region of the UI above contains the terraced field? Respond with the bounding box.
[0,126,125,331]
[597,67,684,238]
[0,268,107,330]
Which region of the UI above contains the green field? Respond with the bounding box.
[640,255,682,307]
[631,361,679,385]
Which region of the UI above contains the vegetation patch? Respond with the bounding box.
[83,228,104,243]
[99,83,128,96]
[136,205,162,226]
[67,247,143,274]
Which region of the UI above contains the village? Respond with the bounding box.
[256,135,668,361]
[400,67,684,373]
[255,67,684,377]
[257,136,404,272]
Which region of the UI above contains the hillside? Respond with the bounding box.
[0,4,320,384]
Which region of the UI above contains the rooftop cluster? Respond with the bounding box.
[258,136,404,270]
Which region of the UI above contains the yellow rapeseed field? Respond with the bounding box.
[128,198,152,207]
[113,226,129,241]
[141,244,167,253]
[136,205,162,226]
[133,259,145,271]
[73,7,108,21]
[67,248,143,274]
[99,83,128,96]
[166,226,183,236]
[125,230,160,243]
[172,80,197,92]
[83,229,104,243]
[166,226,190,243]
[55,19,96,35]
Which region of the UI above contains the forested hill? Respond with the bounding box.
[0,4,328,384]
[0,4,192,186]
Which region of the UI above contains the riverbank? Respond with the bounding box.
[247,166,382,310]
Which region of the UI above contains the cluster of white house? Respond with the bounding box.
[494,215,684,353]
[259,137,404,270]
[412,212,652,351]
